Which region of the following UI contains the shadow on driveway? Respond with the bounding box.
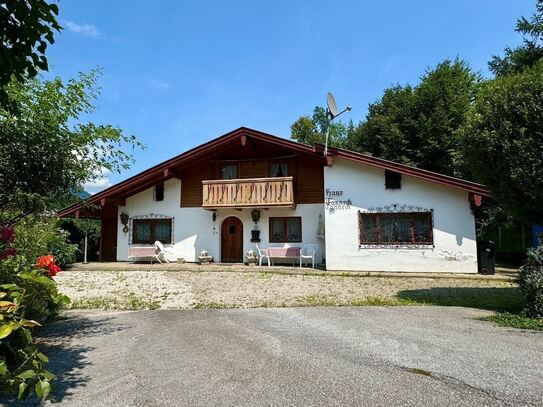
[1,313,127,405]
[397,286,524,312]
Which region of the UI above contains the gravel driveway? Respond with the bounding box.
[6,307,542,406]
[56,267,520,310]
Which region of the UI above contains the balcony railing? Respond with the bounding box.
[202,177,294,208]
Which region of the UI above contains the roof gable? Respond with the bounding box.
[58,127,489,217]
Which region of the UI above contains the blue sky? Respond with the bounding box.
[46,1,533,192]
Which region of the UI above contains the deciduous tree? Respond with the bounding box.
[0,0,61,110]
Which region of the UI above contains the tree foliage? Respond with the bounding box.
[460,61,543,225]
[0,70,144,221]
[355,59,479,178]
[489,0,543,76]
[0,0,61,110]
[291,60,480,178]
[290,106,356,148]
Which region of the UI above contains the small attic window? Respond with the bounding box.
[154,182,164,201]
[385,170,401,190]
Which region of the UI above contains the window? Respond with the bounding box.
[385,170,402,190]
[221,164,238,180]
[358,212,433,245]
[270,162,288,177]
[132,219,172,244]
[154,182,164,201]
[269,217,302,243]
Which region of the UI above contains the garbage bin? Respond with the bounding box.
[477,241,495,275]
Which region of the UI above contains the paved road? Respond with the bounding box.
[5,307,543,406]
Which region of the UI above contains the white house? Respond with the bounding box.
[59,127,488,273]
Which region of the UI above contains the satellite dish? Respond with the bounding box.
[326,92,338,118]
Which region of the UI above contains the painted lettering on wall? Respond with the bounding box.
[326,189,343,197]
[326,189,352,213]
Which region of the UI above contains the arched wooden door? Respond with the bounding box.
[221,216,243,262]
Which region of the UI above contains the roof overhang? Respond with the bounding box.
[57,127,323,217]
[58,127,490,218]
[314,144,490,197]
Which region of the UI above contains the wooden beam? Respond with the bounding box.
[164,168,181,179]
[469,193,482,207]
[100,197,126,207]
[240,134,247,146]
[75,210,80,219]
[326,155,334,167]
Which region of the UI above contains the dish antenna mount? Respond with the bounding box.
[324,92,351,156]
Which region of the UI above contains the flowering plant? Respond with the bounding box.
[35,255,62,277]
[0,226,16,260]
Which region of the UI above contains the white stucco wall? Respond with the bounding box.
[115,178,324,263]
[323,158,478,273]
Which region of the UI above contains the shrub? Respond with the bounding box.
[13,216,78,267]
[0,282,55,400]
[0,228,68,400]
[518,246,543,318]
[0,256,69,324]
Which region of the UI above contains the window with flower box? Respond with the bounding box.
[358,211,433,246]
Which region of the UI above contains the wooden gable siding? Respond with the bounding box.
[239,160,266,178]
[181,161,213,207]
[181,155,324,207]
[295,156,324,204]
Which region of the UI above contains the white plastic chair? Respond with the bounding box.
[300,244,318,268]
[154,241,175,263]
[255,244,270,267]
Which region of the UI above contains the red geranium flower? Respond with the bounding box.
[36,255,62,277]
[47,262,62,277]
[36,255,54,269]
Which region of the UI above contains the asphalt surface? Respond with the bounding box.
[4,307,543,406]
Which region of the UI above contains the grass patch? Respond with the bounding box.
[289,295,422,308]
[69,293,160,310]
[478,312,543,331]
[193,301,239,309]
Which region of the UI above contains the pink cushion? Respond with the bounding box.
[128,247,156,257]
[267,247,300,257]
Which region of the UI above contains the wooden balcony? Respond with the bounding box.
[202,177,295,209]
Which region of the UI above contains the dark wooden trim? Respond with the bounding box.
[132,218,173,244]
[269,216,302,243]
[314,144,489,196]
[100,198,126,207]
[58,126,488,218]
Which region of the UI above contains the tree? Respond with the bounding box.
[489,0,543,77]
[0,70,143,223]
[0,0,61,110]
[351,59,480,178]
[350,85,417,164]
[290,106,355,148]
[460,61,543,225]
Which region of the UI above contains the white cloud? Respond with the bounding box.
[64,20,101,38]
[84,168,112,194]
[150,79,170,90]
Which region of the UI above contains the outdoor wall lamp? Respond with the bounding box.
[251,209,260,224]
[119,212,129,233]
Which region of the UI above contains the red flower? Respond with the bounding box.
[36,255,62,277]
[36,255,54,269]
[1,227,14,243]
[47,263,62,277]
